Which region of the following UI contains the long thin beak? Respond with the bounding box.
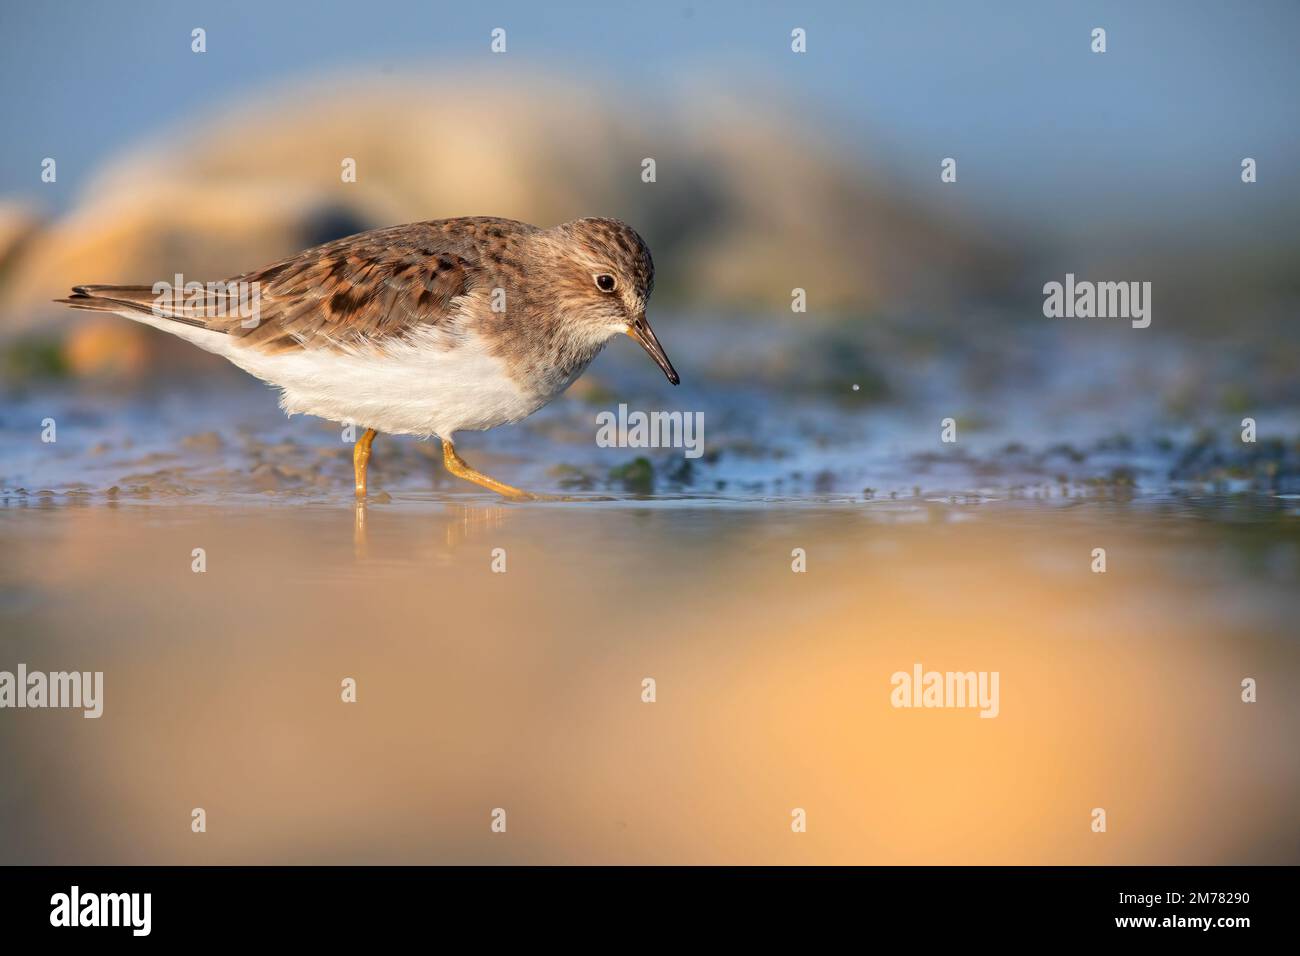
[626,314,680,385]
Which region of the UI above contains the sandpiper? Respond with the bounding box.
[58,217,679,499]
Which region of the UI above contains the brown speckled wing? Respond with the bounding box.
[210,218,535,352]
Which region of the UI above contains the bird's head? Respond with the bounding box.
[542,217,679,384]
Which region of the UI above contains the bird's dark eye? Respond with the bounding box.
[595,273,617,293]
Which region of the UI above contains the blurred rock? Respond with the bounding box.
[0,202,42,282]
[0,71,1016,381]
[64,317,150,380]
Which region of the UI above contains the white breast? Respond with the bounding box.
[115,309,562,438]
[230,327,545,437]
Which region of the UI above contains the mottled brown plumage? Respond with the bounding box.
[223,217,531,351]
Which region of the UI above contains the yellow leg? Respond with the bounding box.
[353,428,377,499]
[441,438,534,500]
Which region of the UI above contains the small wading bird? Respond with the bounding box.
[58,217,678,499]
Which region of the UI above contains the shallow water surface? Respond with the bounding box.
[1,321,1298,863]
[1,492,1296,864]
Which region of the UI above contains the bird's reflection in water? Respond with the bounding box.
[443,502,511,549]
[354,500,368,560]
[353,498,512,560]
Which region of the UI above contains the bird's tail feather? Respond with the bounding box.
[55,284,229,331]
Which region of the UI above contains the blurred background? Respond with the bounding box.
[2,0,1298,384]
[0,1,1297,865]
